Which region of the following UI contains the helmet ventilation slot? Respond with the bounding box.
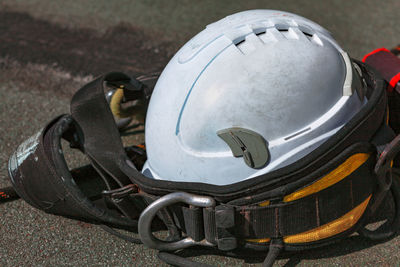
[234,23,322,54]
[234,38,246,46]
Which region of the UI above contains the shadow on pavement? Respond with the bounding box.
[0,11,171,77]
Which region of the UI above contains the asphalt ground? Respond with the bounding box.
[1,1,400,266]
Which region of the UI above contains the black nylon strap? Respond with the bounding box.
[182,155,375,245]
[9,115,137,227]
[243,157,373,239]
[182,207,204,242]
[215,205,237,250]
[203,207,217,245]
[71,73,132,186]
[70,72,141,220]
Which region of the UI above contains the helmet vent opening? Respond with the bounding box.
[277,27,299,40]
[310,34,323,46]
[298,25,314,37]
[304,33,314,42]
[297,25,322,46]
[236,38,256,54]
[255,29,267,36]
[303,31,313,37]
[233,23,322,53]
[275,23,290,31]
[234,38,246,46]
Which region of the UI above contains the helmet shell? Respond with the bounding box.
[142,10,364,185]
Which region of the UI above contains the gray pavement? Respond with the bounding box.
[1,1,400,266]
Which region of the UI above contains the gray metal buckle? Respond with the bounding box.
[138,192,216,251]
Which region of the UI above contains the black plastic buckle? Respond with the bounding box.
[102,184,138,200]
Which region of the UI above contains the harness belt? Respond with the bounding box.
[6,56,400,266]
[177,153,374,246]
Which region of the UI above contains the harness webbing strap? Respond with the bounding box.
[179,155,375,246]
[362,48,400,91]
[70,73,143,220]
[71,73,131,185]
[182,207,204,242]
[8,115,137,227]
[203,207,217,244]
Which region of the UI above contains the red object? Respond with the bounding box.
[362,48,400,92]
[362,48,391,63]
[390,73,400,88]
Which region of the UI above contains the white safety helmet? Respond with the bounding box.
[142,9,365,185]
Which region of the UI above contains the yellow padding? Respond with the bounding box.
[257,153,369,207]
[247,196,371,244]
[110,88,133,118]
[283,153,370,202]
[246,237,270,243]
[248,152,370,244]
[258,200,270,207]
[283,195,371,243]
[387,106,389,125]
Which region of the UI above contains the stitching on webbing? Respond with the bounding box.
[316,196,320,227]
[350,180,354,208]
[275,207,279,236]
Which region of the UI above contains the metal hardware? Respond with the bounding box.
[138,192,216,251]
[105,89,116,103]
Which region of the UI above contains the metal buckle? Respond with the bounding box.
[138,192,216,251]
